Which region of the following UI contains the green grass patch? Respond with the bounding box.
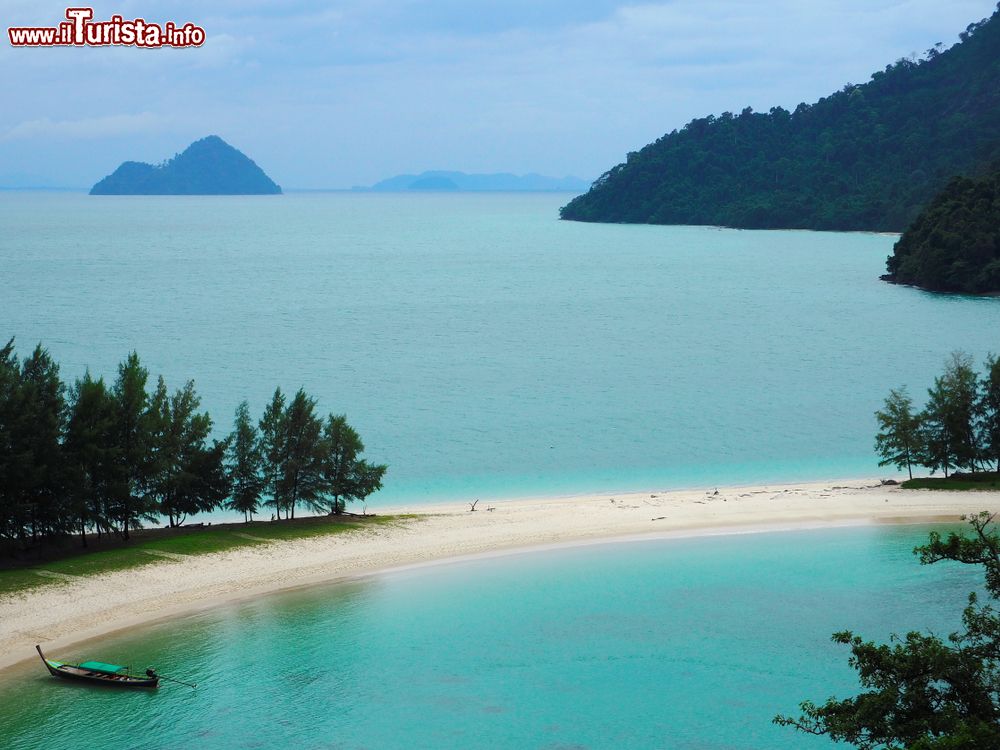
[902,472,1000,491]
[0,569,51,596]
[243,513,407,541]
[0,514,416,598]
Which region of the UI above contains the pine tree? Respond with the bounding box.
[0,338,27,543]
[19,345,66,542]
[322,414,387,514]
[980,355,1000,472]
[111,352,155,538]
[258,387,287,520]
[279,389,325,520]
[64,372,117,546]
[149,379,219,526]
[920,352,981,477]
[226,401,264,522]
[874,387,921,479]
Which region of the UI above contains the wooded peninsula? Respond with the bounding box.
[562,5,1000,293]
[561,7,1000,233]
[883,165,1000,294]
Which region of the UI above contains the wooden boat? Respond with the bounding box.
[36,645,159,688]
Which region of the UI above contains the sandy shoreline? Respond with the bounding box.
[2,478,998,674]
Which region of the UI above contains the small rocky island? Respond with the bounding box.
[883,166,1000,294]
[90,136,281,195]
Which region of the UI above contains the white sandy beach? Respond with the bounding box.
[2,478,998,673]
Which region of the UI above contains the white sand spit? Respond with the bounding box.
[2,479,997,673]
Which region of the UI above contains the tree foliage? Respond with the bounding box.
[884,165,1000,293]
[876,353,1000,478]
[775,512,1000,748]
[981,357,1000,472]
[255,395,388,519]
[63,372,117,545]
[561,7,1000,233]
[276,389,326,520]
[226,401,264,522]
[323,414,387,515]
[111,352,157,539]
[146,377,224,527]
[0,340,387,550]
[875,388,920,479]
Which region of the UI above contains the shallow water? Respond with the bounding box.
[0,524,979,749]
[3,191,1000,509]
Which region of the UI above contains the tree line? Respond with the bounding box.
[875,352,1000,479]
[561,4,1000,232]
[0,339,386,549]
[883,163,1000,293]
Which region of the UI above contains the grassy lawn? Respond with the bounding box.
[243,513,416,541]
[902,472,1000,491]
[0,514,417,598]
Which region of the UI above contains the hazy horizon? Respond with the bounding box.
[2,0,996,189]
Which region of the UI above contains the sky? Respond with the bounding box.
[1,0,997,189]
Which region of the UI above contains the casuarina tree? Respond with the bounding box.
[776,511,1000,749]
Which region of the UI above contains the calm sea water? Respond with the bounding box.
[3,192,999,508]
[2,204,994,746]
[0,524,980,749]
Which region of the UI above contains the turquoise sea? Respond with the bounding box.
[2,192,999,748]
[0,524,982,749]
[2,191,999,507]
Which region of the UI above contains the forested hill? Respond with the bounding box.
[91,136,281,195]
[884,164,1000,293]
[561,6,1000,232]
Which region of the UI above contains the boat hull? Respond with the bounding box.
[36,645,159,688]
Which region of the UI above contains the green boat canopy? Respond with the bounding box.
[78,661,127,675]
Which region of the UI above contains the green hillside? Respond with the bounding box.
[884,165,1000,292]
[561,6,1000,232]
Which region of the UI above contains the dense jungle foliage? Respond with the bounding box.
[561,6,1000,232]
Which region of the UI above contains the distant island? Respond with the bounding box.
[359,171,590,192]
[883,165,1000,294]
[561,7,1000,232]
[90,136,281,195]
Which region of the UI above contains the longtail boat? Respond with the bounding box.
[36,645,159,688]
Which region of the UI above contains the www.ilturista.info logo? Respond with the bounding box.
[8,7,205,48]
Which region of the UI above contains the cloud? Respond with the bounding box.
[0,0,996,187]
[0,112,168,142]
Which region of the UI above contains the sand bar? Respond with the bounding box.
[2,478,998,673]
